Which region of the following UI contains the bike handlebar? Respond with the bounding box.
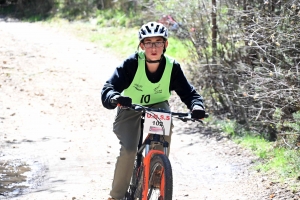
[110,99,209,123]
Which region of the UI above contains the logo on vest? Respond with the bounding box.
[154,84,162,94]
[133,84,143,91]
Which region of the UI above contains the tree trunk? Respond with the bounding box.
[211,0,217,59]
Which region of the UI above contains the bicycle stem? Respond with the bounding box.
[144,135,169,156]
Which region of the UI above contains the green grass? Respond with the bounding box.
[234,134,300,190]
[216,119,300,190]
[220,119,236,137]
[89,26,190,61]
[43,18,190,62]
[234,135,272,159]
[89,27,138,59]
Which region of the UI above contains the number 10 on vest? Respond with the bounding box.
[143,111,172,136]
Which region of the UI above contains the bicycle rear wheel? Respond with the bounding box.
[147,154,173,200]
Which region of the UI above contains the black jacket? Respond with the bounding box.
[101,53,204,110]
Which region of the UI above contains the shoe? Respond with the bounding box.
[107,198,116,200]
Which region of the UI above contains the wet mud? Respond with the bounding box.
[0,159,46,198]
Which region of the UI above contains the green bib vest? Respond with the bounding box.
[122,52,174,105]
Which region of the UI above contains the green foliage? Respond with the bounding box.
[218,119,236,137]
[46,16,189,62]
[0,0,53,19]
[89,27,137,57]
[0,4,15,15]
[256,148,300,179]
[47,0,146,24]
[236,135,272,159]
[272,109,300,148]
[89,26,189,61]
[285,111,300,132]
[273,108,282,121]
[166,37,190,61]
[236,135,300,185]
[94,10,134,28]
[23,15,45,22]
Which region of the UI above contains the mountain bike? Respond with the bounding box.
[111,100,207,200]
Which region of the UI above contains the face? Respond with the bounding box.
[140,36,168,61]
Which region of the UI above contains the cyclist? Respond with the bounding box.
[101,21,206,200]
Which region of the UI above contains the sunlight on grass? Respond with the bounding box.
[166,37,190,61]
[215,119,236,137]
[44,18,189,62]
[235,135,272,158]
[216,119,300,190]
[90,27,138,59]
[89,27,189,62]
[235,135,300,185]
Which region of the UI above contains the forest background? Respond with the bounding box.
[1,0,300,191]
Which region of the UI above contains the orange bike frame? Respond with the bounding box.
[142,149,165,200]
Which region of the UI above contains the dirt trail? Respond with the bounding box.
[0,20,298,200]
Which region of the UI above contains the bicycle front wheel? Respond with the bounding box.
[148,154,173,200]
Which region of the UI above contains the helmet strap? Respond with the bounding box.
[146,59,161,63]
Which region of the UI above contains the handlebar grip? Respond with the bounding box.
[110,98,135,109]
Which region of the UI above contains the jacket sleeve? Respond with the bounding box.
[101,54,137,109]
[170,61,205,110]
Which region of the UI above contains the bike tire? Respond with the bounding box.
[147,154,173,200]
[132,162,144,200]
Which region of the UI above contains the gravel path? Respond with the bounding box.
[0,19,299,200]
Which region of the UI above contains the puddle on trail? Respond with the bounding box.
[0,159,46,198]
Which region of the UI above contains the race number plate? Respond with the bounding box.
[143,111,172,136]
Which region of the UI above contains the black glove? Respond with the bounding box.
[191,105,206,119]
[113,95,132,107]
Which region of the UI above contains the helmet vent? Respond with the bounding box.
[146,26,151,33]
[154,25,159,33]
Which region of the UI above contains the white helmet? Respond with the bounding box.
[138,22,168,41]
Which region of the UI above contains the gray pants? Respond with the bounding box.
[110,101,173,199]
